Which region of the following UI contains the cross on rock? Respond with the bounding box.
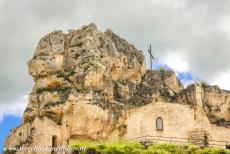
[148,44,155,70]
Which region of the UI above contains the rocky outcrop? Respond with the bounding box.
[202,85,230,126]
[174,84,230,127]
[5,23,230,152]
[23,23,185,128]
[24,23,146,125]
[126,70,183,106]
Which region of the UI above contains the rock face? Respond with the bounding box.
[175,84,230,127]
[25,23,146,125]
[5,23,230,153]
[202,86,230,126]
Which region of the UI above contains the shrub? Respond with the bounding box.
[3,149,16,154]
[71,140,230,154]
[159,67,166,73]
[146,144,177,154]
[72,140,144,154]
[201,80,209,88]
[181,144,199,154]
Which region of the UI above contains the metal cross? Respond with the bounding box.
[148,44,155,70]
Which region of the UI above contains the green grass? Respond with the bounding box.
[71,140,230,154]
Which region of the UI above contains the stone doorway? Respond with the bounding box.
[51,135,58,154]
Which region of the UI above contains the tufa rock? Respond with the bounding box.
[4,23,230,153]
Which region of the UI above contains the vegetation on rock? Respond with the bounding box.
[71,140,230,154]
[201,80,209,88]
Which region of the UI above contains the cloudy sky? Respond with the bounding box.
[0,0,230,122]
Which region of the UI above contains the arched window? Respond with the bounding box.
[156,117,163,131]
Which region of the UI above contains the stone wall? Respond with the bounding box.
[124,101,230,144]
[5,117,61,154]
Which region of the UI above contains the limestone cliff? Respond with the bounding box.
[175,84,230,127]
[5,23,230,152]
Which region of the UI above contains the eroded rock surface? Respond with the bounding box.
[175,84,230,127]
[5,23,230,152]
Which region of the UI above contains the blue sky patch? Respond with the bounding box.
[0,116,21,153]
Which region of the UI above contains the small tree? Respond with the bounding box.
[201,80,209,88]
[159,67,166,73]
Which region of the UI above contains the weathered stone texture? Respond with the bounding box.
[202,86,230,126]
[174,84,230,127]
[5,23,230,153]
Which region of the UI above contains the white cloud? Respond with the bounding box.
[151,0,186,9]
[211,70,230,90]
[162,51,189,72]
[1,0,230,114]
[0,95,28,122]
[217,15,230,35]
[182,79,195,87]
